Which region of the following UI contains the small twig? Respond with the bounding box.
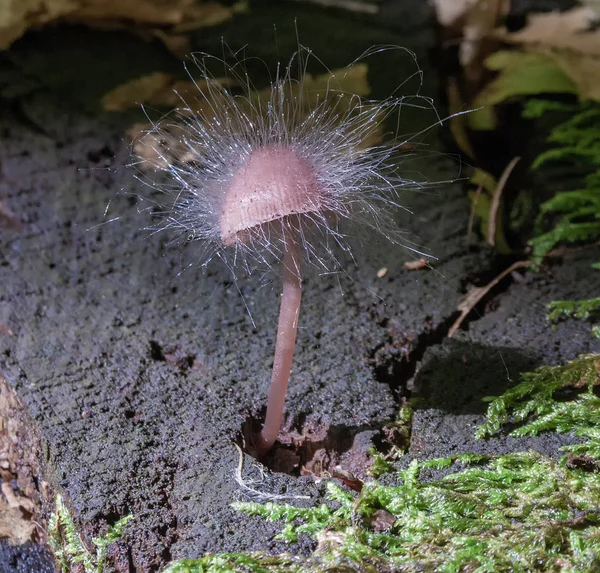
[448,260,534,338]
[487,156,521,247]
[467,183,483,247]
[233,443,310,501]
[404,257,429,270]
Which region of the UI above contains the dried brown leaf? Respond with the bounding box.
[288,0,379,15]
[128,63,380,169]
[69,0,191,25]
[102,73,237,112]
[0,483,36,544]
[0,201,22,230]
[493,7,600,100]
[1,0,244,50]
[447,77,475,158]
[128,122,199,169]
[0,504,36,544]
[433,0,509,88]
[0,0,75,50]
[487,156,520,247]
[460,0,507,70]
[102,72,174,111]
[170,1,247,33]
[544,50,600,101]
[432,0,480,27]
[496,7,600,57]
[1,483,34,512]
[152,30,192,60]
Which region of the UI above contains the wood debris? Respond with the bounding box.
[404,258,428,270]
[448,260,533,337]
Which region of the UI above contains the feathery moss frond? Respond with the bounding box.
[48,494,133,573]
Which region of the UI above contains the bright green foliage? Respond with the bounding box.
[525,100,600,262]
[524,99,600,337]
[367,403,415,477]
[548,298,600,339]
[167,453,600,572]
[368,454,395,477]
[469,51,578,130]
[165,357,600,573]
[530,105,600,171]
[547,291,600,338]
[367,403,415,476]
[478,354,600,462]
[521,99,576,119]
[48,493,133,573]
[232,483,352,543]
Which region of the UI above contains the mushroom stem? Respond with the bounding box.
[256,232,302,455]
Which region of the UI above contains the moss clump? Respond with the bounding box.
[163,554,305,573]
[368,403,414,477]
[522,100,600,337]
[478,353,600,463]
[48,494,133,573]
[165,356,600,573]
[524,99,600,260]
[547,298,600,340]
[167,453,600,572]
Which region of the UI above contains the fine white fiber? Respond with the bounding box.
[130,45,449,281]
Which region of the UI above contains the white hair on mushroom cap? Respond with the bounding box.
[131,45,444,281]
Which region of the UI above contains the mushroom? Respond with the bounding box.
[220,145,323,454]
[133,48,425,456]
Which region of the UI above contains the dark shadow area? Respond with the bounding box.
[412,339,541,415]
[405,339,594,461]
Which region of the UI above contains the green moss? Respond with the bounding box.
[167,452,600,572]
[523,100,600,337]
[231,487,351,544]
[163,554,305,573]
[525,100,600,262]
[48,493,133,573]
[368,403,414,475]
[548,298,600,322]
[478,354,600,464]
[166,357,600,572]
[548,299,600,339]
[368,454,395,477]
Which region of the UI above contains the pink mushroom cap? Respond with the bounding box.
[219,146,324,245]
